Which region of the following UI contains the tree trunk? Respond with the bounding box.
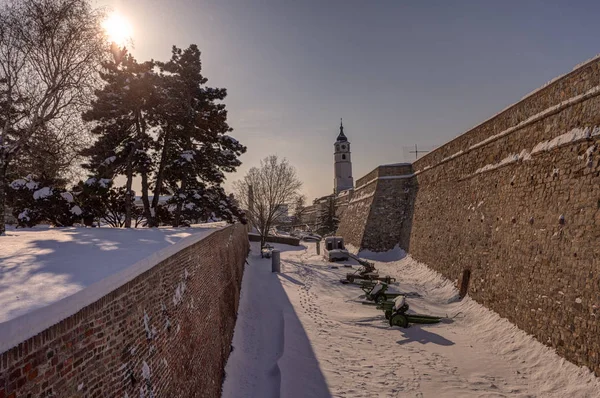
[0,162,7,236]
[260,234,266,249]
[140,171,152,226]
[260,221,270,249]
[173,179,187,227]
[124,151,134,228]
[151,130,171,227]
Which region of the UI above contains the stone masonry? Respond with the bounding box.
[337,56,600,376]
[0,223,249,398]
[337,163,414,251]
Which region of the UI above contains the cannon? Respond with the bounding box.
[361,281,403,303]
[388,296,443,328]
[340,253,396,284]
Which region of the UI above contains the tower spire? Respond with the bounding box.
[336,118,347,142]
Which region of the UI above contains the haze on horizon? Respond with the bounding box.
[98,0,600,200]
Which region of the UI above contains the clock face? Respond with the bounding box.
[341,145,346,150]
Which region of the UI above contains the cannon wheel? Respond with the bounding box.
[390,313,409,328]
[384,309,392,320]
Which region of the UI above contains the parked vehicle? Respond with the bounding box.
[323,236,349,261]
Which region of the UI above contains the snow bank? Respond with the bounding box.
[358,244,406,262]
[0,222,227,353]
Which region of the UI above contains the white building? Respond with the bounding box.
[334,119,354,194]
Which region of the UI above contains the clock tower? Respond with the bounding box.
[334,119,354,194]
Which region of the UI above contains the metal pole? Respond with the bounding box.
[271,250,281,272]
[316,241,320,255]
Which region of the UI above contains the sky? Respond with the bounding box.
[97,0,600,200]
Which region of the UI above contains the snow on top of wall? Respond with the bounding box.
[415,85,600,175]
[464,125,599,178]
[474,55,600,139]
[474,150,531,174]
[416,56,600,167]
[377,175,415,180]
[441,150,464,163]
[531,126,600,154]
[514,53,600,103]
[0,222,228,354]
[336,188,353,197]
[470,86,600,153]
[381,162,412,167]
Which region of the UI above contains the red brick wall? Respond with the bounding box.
[0,224,249,398]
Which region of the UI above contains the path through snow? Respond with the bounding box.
[222,243,600,398]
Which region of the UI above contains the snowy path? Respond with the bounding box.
[222,243,600,398]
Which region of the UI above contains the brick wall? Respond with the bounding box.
[0,223,249,398]
[248,233,300,246]
[337,56,600,376]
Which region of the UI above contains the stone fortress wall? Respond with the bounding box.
[337,56,600,376]
[0,224,249,398]
[336,163,414,251]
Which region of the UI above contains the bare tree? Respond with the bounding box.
[0,0,106,235]
[234,155,302,248]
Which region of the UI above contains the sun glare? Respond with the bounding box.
[102,12,133,46]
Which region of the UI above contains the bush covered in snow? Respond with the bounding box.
[8,175,82,227]
[162,185,246,227]
[72,179,144,228]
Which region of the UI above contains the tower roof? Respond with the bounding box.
[336,118,348,142]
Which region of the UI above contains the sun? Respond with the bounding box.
[102,12,133,46]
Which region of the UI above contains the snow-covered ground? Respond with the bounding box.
[222,242,600,398]
[0,223,226,325]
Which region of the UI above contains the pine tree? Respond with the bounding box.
[81,48,156,227]
[317,197,339,236]
[152,45,246,227]
[0,77,27,233]
[8,174,82,227]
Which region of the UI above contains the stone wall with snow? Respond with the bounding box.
[337,164,415,251]
[0,223,249,398]
[338,56,600,376]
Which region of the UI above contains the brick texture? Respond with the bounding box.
[0,223,249,398]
